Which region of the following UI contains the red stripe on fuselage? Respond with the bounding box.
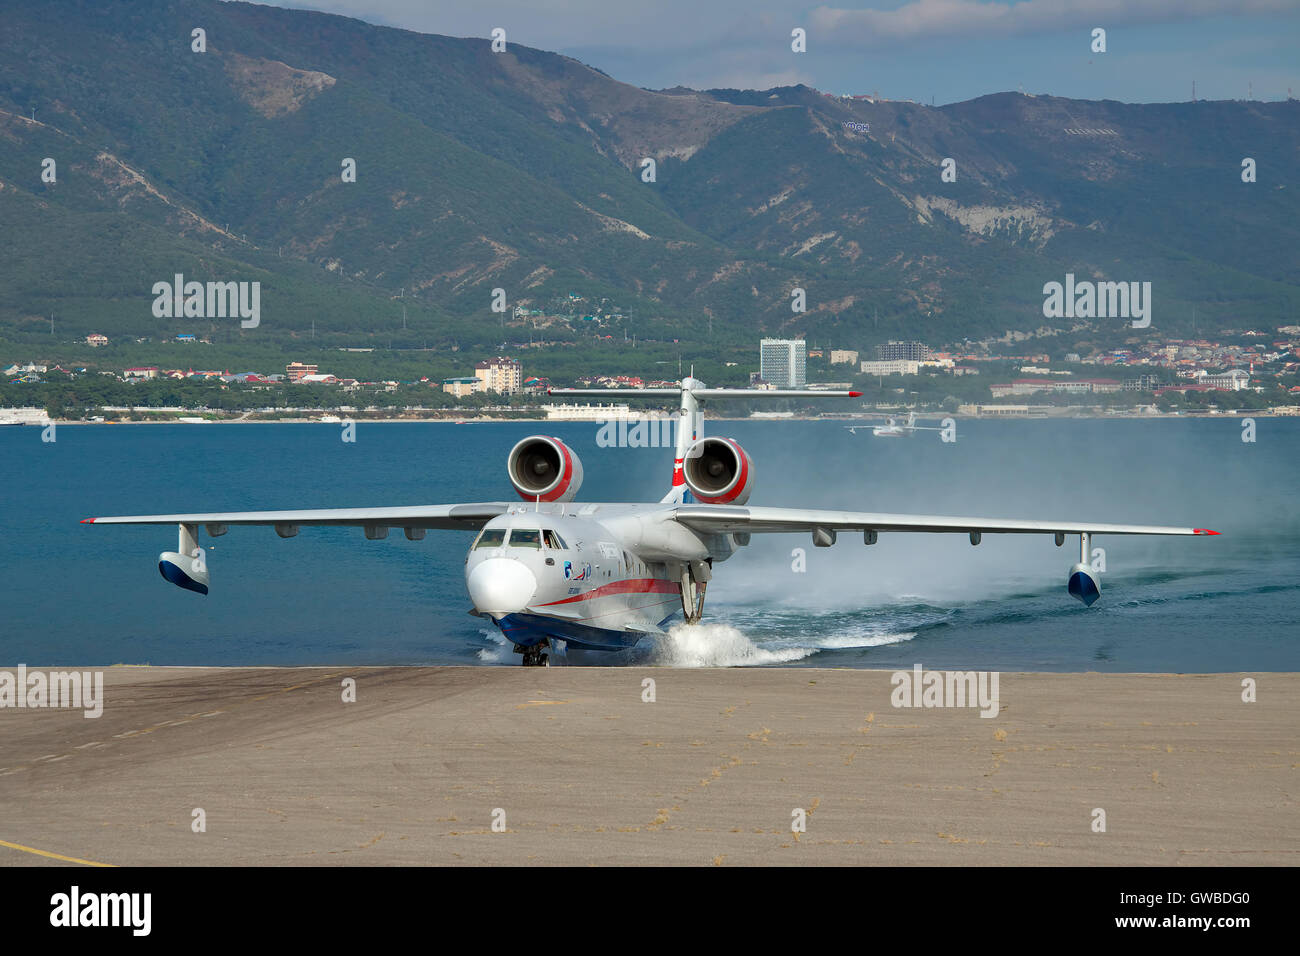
[537,577,681,607]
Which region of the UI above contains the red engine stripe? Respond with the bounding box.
[696,439,749,504]
[538,437,573,502]
[516,437,574,503]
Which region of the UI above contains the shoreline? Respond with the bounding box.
[10,409,1298,426]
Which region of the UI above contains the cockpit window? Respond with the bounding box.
[510,529,542,549]
[474,529,507,550]
[543,529,567,550]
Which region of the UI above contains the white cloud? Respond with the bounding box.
[808,0,1299,49]
[261,1,1298,100]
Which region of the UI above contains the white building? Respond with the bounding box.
[475,357,522,395]
[1204,369,1250,391]
[860,359,920,376]
[545,403,637,421]
[442,377,481,397]
[760,338,806,388]
[4,362,47,376]
[0,407,52,425]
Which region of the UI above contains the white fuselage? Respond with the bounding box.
[872,414,917,438]
[464,503,734,651]
[872,424,911,437]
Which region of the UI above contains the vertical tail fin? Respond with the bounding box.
[663,377,702,503]
[546,381,861,504]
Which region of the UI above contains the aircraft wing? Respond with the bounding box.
[82,503,512,595]
[82,503,511,530]
[672,505,1218,537]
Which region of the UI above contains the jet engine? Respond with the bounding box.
[682,437,754,505]
[507,435,584,502]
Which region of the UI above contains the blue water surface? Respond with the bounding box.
[1,417,1295,671]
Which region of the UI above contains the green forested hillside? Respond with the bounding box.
[1,0,1296,359]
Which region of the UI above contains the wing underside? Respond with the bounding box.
[672,505,1217,537]
[81,503,513,596]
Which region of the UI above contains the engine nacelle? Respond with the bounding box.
[1067,563,1100,607]
[507,435,584,502]
[682,437,754,505]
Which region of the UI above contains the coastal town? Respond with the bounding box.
[3,324,1300,423]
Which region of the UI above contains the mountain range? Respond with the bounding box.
[1,0,1297,353]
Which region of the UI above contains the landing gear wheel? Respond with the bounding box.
[520,644,549,667]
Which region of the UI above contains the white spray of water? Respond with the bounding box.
[475,619,916,668]
[646,621,915,667]
[816,631,917,650]
[650,622,815,666]
[475,629,511,663]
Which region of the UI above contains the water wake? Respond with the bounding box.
[475,629,511,663]
[646,621,915,667]
[474,619,917,667]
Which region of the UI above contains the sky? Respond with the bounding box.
[259,0,1300,105]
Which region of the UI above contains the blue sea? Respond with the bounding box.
[2,417,1296,671]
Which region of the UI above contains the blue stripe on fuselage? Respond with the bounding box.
[496,610,681,651]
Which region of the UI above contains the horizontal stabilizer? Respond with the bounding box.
[551,387,861,398]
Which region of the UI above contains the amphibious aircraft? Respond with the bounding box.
[83,379,1217,665]
[845,410,941,438]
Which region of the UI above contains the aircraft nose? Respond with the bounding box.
[467,558,538,616]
